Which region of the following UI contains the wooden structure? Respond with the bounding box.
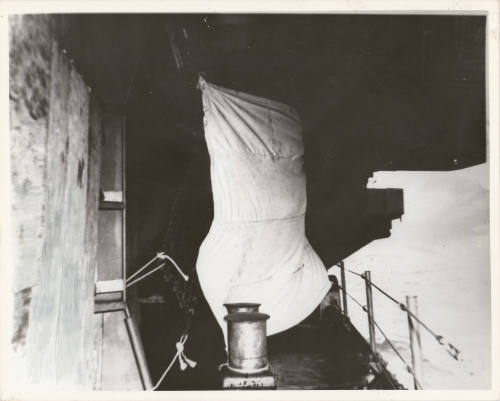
[8,15,143,390]
[9,15,99,387]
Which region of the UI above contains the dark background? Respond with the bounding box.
[113,14,485,274]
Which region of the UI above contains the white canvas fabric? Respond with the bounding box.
[196,77,330,340]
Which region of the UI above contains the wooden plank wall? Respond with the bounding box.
[85,96,103,389]
[9,15,102,389]
[9,14,53,382]
[9,13,51,305]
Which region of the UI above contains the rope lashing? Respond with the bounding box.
[126,251,189,288]
[151,334,197,391]
[335,264,463,362]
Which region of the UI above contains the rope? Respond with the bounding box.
[345,268,365,278]
[218,362,228,371]
[151,334,197,391]
[334,264,462,361]
[372,318,423,389]
[227,364,270,374]
[362,274,462,361]
[157,252,190,281]
[338,284,423,389]
[338,285,367,312]
[126,251,189,288]
[127,254,159,282]
[217,362,270,374]
[126,263,166,288]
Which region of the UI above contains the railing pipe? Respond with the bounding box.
[406,295,424,389]
[364,271,376,356]
[124,307,153,390]
[339,262,348,317]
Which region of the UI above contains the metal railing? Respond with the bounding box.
[334,261,463,389]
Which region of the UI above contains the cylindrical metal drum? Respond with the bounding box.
[223,302,261,314]
[224,312,270,373]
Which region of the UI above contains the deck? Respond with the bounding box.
[143,299,402,390]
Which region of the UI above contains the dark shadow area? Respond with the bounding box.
[123,14,485,273]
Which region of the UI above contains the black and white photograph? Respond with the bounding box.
[0,1,498,400]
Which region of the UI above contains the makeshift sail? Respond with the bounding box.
[196,77,330,340]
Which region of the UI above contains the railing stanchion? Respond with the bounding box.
[364,271,377,356]
[339,261,348,317]
[406,295,424,389]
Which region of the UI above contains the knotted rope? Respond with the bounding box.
[151,334,197,391]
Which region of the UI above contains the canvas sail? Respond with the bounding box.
[196,77,330,340]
